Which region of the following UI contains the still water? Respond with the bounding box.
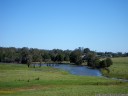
[41,64,102,76]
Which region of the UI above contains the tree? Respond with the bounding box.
[86,52,96,67]
[39,58,42,67]
[106,58,113,67]
[55,54,64,63]
[64,55,70,61]
[50,54,56,62]
[124,53,128,57]
[63,50,71,61]
[27,55,32,68]
[84,48,90,54]
[21,47,29,64]
[0,47,4,62]
[42,52,51,62]
[99,58,113,68]
[0,47,115,68]
[100,60,107,68]
[70,49,82,65]
[94,57,100,68]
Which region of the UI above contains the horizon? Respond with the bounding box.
[0,46,127,53]
[0,0,128,53]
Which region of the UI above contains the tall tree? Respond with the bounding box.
[27,55,32,68]
[84,48,90,54]
[86,52,96,67]
[70,49,82,65]
[55,54,64,63]
[42,52,51,62]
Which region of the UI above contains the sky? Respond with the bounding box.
[0,0,128,52]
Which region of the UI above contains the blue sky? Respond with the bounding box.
[0,0,128,52]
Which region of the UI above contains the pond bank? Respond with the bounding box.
[101,68,128,82]
[37,63,128,82]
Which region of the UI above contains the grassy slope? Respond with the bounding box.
[0,63,128,96]
[101,57,128,79]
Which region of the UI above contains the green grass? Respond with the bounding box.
[0,63,128,96]
[101,57,128,79]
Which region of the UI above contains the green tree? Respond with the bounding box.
[27,55,32,68]
[99,58,113,68]
[94,57,100,68]
[55,54,64,63]
[39,57,42,67]
[21,47,29,64]
[64,55,70,61]
[70,49,82,65]
[86,52,96,67]
[106,58,113,67]
[50,54,56,62]
[42,52,51,62]
[84,48,90,54]
[100,60,107,68]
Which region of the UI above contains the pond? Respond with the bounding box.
[41,64,102,76]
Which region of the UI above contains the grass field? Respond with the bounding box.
[0,62,128,96]
[101,57,128,80]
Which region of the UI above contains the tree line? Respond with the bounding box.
[0,47,71,64]
[0,47,127,68]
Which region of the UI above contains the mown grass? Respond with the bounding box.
[101,57,128,79]
[0,63,128,96]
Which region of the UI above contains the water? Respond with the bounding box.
[41,64,102,76]
[34,63,128,82]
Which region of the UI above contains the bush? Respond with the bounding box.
[106,58,113,67]
[99,58,113,68]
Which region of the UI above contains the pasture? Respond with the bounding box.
[101,57,128,79]
[0,62,128,96]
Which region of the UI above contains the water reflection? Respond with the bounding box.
[41,64,102,76]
